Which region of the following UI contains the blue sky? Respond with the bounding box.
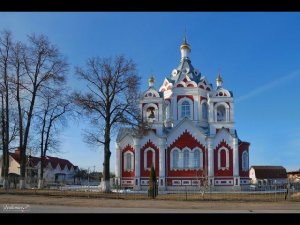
[1,12,300,172]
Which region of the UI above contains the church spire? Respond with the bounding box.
[148,74,155,88]
[216,73,223,88]
[180,36,191,59]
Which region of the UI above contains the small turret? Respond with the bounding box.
[149,74,155,88]
[180,36,191,59]
[216,73,223,88]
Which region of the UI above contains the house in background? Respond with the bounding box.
[287,170,300,183]
[249,166,288,186]
[0,148,79,187]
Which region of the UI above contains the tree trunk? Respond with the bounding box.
[101,148,111,192]
[3,152,9,190]
[101,122,111,193]
[1,96,9,190]
[16,63,24,189]
[19,89,37,189]
[1,36,11,191]
[38,157,44,189]
[4,69,9,189]
[19,145,26,189]
[38,179,44,189]
[3,178,9,190]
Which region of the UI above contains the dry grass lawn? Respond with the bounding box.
[0,189,300,210]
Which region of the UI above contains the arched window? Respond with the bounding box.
[202,103,208,120]
[125,152,133,171]
[183,149,189,168]
[147,150,153,168]
[165,103,170,120]
[144,149,155,170]
[194,149,200,168]
[220,149,226,167]
[143,103,158,123]
[172,149,179,169]
[147,107,155,119]
[218,147,229,170]
[217,105,226,122]
[181,101,191,119]
[242,151,249,171]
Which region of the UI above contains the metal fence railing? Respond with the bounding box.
[1,181,300,202]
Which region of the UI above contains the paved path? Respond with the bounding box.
[1,205,300,213]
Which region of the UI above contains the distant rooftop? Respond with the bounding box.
[251,166,287,179]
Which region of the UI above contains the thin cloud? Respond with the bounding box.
[236,69,300,103]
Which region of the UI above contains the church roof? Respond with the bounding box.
[10,149,75,170]
[169,58,201,85]
[166,117,208,138]
[251,166,287,179]
[212,86,233,97]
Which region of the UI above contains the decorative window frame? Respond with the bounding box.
[164,101,171,121]
[214,102,230,122]
[123,151,134,172]
[144,148,155,171]
[144,89,159,98]
[182,147,191,169]
[201,101,208,120]
[178,97,193,120]
[143,103,159,123]
[170,148,180,170]
[242,151,249,172]
[218,147,229,170]
[192,148,203,169]
[186,81,197,88]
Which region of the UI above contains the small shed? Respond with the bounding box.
[249,166,287,185]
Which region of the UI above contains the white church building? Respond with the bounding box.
[115,38,250,191]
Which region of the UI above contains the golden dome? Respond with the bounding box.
[216,73,223,82]
[180,36,191,51]
[149,74,155,83]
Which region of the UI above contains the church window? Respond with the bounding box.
[193,148,203,169]
[218,147,229,170]
[242,151,249,171]
[124,152,134,171]
[202,103,208,120]
[172,149,179,169]
[183,149,189,168]
[147,150,153,168]
[165,103,170,120]
[217,105,226,122]
[220,149,226,167]
[147,107,155,119]
[194,149,200,168]
[181,101,191,118]
[144,149,155,170]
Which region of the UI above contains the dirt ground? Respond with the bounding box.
[1,194,300,210]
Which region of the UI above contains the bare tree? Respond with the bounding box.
[35,88,71,189]
[0,30,13,190]
[14,34,68,189]
[73,55,140,192]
